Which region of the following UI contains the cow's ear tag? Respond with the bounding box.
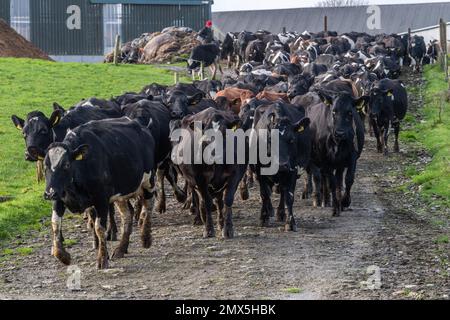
[52,115,60,126]
[16,124,22,130]
[38,155,45,161]
[75,154,83,161]
[232,125,238,132]
[387,92,393,97]
[297,126,304,133]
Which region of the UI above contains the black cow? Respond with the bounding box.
[121,100,187,213]
[368,79,408,155]
[287,74,315,99]
[410,35,427,71]
[171,108,247,238]
[245,39,266,63]
[188,43,222,79]
[43,118,156,269]
[140,83,167,96]
[251,102,311,230]
[306,91,366,216]
[193,79,223,99]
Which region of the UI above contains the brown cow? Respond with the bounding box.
[256,90,290,102]
[215,88,255,114]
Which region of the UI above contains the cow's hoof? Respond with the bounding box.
[203,228,215,238]
[111,248,125,260]
[106,230,118,242]
[141,235,152,249]
[240,188,249,201]
[97,257,109,270]
[341,195,351,208]
[155,200,166,214]
[394,145,400,153]
[174,189,187,203]
[260,219,270,228]
[332,210,341,217]
[301,191,310,200]
[193,215,203,226]
[222,226,234,239]
[384,150,389,156]
[55,250,71,266]
[285,221,297,232]
[276,210,285,222]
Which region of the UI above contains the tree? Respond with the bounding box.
[316,0,368,7]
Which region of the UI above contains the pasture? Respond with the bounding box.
[0,58,181,240]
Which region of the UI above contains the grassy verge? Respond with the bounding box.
[400,64,450,208]
[0,58,185,241]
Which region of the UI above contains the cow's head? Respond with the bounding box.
[11,106,64,161]
[318,91,367,143]
[44,143,88,201]
[163,90,204,119]
[368,85,394,122]
[260,104,310,173]
[287,74,315,99]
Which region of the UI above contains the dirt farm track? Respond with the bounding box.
[0,71,448,300]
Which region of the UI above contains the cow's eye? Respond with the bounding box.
[64,162,70,170]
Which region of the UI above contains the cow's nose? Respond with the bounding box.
[334,131,346,139]
[171,111,181,118]
[44,191,56,200]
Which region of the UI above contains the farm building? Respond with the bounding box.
[212,2,450,45]
[0,0,212,61]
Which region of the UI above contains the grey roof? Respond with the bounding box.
[212,2,450,37]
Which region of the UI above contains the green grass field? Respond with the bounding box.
[401,64,450,208]
[0,58,182,240]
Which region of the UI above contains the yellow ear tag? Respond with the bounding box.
[16,125,22,130]
[326,100,332,106]
[387,92,393,97]
[52,116,60,126]
[75,154,83,161]
[38,155,44,160]
[297,126,304,133]
[232,125,238,132]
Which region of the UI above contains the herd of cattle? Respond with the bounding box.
[11,29,432,269]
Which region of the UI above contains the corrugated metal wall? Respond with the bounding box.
[2,0,210,57]
[0,0,10,24]
[10,0,29,40]
[30,0,103,55]
[121,3,210,42]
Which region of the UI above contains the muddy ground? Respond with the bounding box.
[0,71,448,300]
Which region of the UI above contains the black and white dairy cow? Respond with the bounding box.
[170,108,247,239]
[187,43,222,80]
[251,102,311,230]
[306,90,366,216]
[43,118,156,269]
[368,79,408,155]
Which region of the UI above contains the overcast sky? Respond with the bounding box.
[212,0,450,12]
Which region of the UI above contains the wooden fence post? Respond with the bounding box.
[174,72,179,85]
[324,16,328,32]
[200,62,204,80]
[113,34,121,65]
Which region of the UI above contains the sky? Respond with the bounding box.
[212,0,450,12]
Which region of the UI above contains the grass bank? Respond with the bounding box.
[401,64,450,208]
[0,58,182,240]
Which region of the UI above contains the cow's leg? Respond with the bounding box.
[165,162,186,203]
[311,167,321,208]
[246,168,254,188]
[382,123,390,156]
[342,156,357,209]
[239,174,249,200]
[51,200,71,265]
[393,119,400,153]
[154,167,166,214]
[106,204,118,241]
[335,168,344,212]
[227,55,231,69]
[183,185,192,210]
[302,169,312,200]
[94,204,109,269]
[285,174,298,232]
[87,207,99,250]
[276,186,286,222]
[191,190,202,226]
[214,195,225,232]
[195,182,215,238]
[321,172,331,208]
[327,171,340,217]
[221,166,246,239]
[112,200,133,259]
[371,119,382,153]
[140,175,156,248]
[258,175,274,227]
